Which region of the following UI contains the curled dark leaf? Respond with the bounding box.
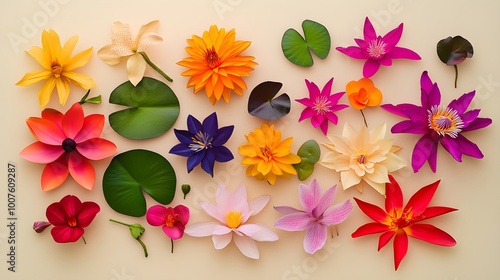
[248,81,290,120]
[436,36,473,88]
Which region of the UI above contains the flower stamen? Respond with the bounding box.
[225,211,243,228]
[165,214,176,228]
[189,131,212,151]
[428,105,464,138]
[67,216,77,227]
[260,146,273,160]
[205,47,221,69]
[367,38,387,59]
[313,96,331,114]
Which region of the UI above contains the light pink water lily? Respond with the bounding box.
[184,183,278,259]
[274,179,353,254]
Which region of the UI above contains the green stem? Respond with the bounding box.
[454,64,458,88]
[137,238,148,257]
[139,51,173,82]
[360,110,368,128]
[170,239,174,253]
[109,219,131,227]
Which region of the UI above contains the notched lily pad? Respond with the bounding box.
[436,36,473,88]
[281,19,331,67]
[109,77,180,140]
[293,139,321,181]
[248,81,290,120]
[103,149,176,217]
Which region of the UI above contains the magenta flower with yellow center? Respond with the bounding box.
[16,29,96,107]
[20,103,117,191]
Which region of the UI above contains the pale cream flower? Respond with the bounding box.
[321,123,406,195]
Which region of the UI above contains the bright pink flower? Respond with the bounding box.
[336,17,421,78]
[274,179,353,254]
[46,195,100,243]
[20,103,117,191]
[146,205,190,240]
[295,77,348,135]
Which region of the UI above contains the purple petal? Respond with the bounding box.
[186,115,202,135]
[202,112,218,138]
[295,97,315,107]
[303,222,327,254]
[460,109,480,128]
[363,17,377,41]
[298,107,316,122]
[391,120,428,134]
[335,46,367,60]
[424,83,441,109]
[201,150,216,177]
[363,59,381,78]
[382,23,403,50]
[299,179,321,213]
[440,137,462,162]
[174,129,194,144]
[455,134,484,159]
[274,213,314,231]
[212,146,234,162]
[321,200,353,226]
[320,78,334,96]
[412,134,438,173]
[312,185,337,218]
[381,103,418,118]
[274,206,303,215]
[387,46,421,60]
[420,71,433,93]
[448,91,475,115]
[462,117,492,132]
[305,79,321,98]
[169,143,195,157]
[187,149,206,172]
[212,125,234,146]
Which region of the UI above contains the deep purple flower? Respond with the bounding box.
[295,77,348,135]
[381,71,492,172]
[170,112,234,176]
[336,17,421,78]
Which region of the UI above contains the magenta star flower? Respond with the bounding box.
[295,77,348,135]
[336,17,421,78]
[381,71,492,172]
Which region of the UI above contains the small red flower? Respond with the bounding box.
[352,175,457,270]
[46,195,100,243]
[146,205,190,240]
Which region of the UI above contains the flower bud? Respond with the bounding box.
[182,184,191,199]
[33,221,51,233]
[129,223,145,239]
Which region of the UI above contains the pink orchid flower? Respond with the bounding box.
[274,179,353,254]
[184,183,278,259]
[146,205,190,240]
[20,103,117,191]
[336,17,421,78]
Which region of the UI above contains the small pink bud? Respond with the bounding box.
[33,221,51,233]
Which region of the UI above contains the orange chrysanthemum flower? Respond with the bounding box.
[177,25,257,105]
[238,124,301,185]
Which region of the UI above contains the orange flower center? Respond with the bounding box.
[67,216,77,227]
[165,214,176,228]
[367,38,387,59]
[260,146,273,161]
[428,105,464,138]
[313,96,331,114]
[51,64,63,77]
[189,131,212,152]
[389,209,414,229]
[357,154,367,164]
[225,211,243,228]
[205,47,221,69]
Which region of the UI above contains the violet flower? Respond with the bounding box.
[336,17,421,78]
[169,112,234,177]
[274,179,353,254]
[295,77,348,135]
[381,71,492,172]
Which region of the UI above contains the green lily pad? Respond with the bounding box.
[109,77,180,140]
[103,149,176,217]
[293,139,320,181]
[248,81,290,120]
[281,19,331,67]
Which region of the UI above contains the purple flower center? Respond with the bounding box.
[313,96,331,114]
[367,38,387,59]
[427,105,464,138]
[62,138,77,152]
[189,131,213,152]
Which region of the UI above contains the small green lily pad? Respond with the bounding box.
[281,19,331,67]
[293,139,321,181]
[103,149,177,217]
[109,77,180,140]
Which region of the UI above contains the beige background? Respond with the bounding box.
[1,0,499,279]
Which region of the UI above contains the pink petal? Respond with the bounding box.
[387,46,421,60]
[162,224,184,240]
[26,117,66,145]
[212,225,232,235]
[296,97,315,107]
[237,224,262,237]
[382,23,403,49]
[305,79,321,98]
[378,230,396,251]
[363,17,377,41]
[312,185,337,217]
[146,205,168,226]
[174,205,190,225]
[320,78,334,96]
[353,198,389,224]
[218,184,249,215]
[51,226,84,243]
[62,103,84,139]
[385,175,403,213]
[248,223,279,242]
[76,201,100,227]
[76,138,117,160]
[273,206,303,215]
[68,153,95,190]
[20,142,64,164]
[335,46,367,59]
[393,230,408,270]
[299,179,321,213]
[352,222,390,238]
[274,213,314,231]
[248,195,270,216]
[363,59,381,78]
[41,108,63,128]
[298,107,316,122]
[321,199,353,226]
[405,224,456,246]
[325,111,340,125]
[184,222,219,237]
[41,157,69,191]
[404,180,440,216]
[200,201,225,224]
[233,234,259,259]
[74,114,105,143]
[303,222,327,254]
[212,233,232,249]
[319,120,328,135]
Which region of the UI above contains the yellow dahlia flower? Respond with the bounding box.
[238,124,301,185]
[177,25,257,105]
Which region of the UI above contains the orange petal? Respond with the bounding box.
[76,139,116,160]
[41,158,69,191]
[62,103,84,139]
[74,114,104,143]
[20,142,64,164]
[26,117,65,145]
[68,153,95,190]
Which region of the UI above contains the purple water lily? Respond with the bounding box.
[295,77,348,135]
[170,112,234,176]
[381,71,492,172]
[336,17,421,78]
[274,179,352,254]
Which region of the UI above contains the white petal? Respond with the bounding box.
[237,224,261,237]
[250,224,279,242]
[212,233,232,249]
[369,123,387,141]
[200,201,226,224]
[184,222,219,237]
[110,22,134,56]
[248,195,270,216]
[233,234,260,259]
[366,164,389,183]
[340,170,361,190]
[97,44,121,65]
[383,153,407,172]
[212,225,232,235]
[126,53,146,86]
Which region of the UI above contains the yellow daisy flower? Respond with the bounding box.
[238,124,301,185]
[16,29,96,107]
[177,25,257,105]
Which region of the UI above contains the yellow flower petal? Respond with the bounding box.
[63,71,96,89]
[126,53,146,86]
[59,35,78,65]
[16,70,52,86]
[38,77,56,108]
[26,46,50,69]
[55,78,70,106]
[64,47,93,71]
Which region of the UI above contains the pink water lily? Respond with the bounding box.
[336,17,421,78]
[184,183,278,259]
[20,103,117,191]
[274,179,353,254]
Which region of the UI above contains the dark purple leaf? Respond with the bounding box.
[248,81,291,120]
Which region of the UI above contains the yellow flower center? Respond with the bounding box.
[205,47,221,69]
[357,154,367,164]
[428,105,464,138]
[260,146,273,161]
[165,214,176,228]
[389,209,413,229]
[51,64,62,77]
[367,38,387,59]
[225,210,243,228]
[67,216,77,227]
